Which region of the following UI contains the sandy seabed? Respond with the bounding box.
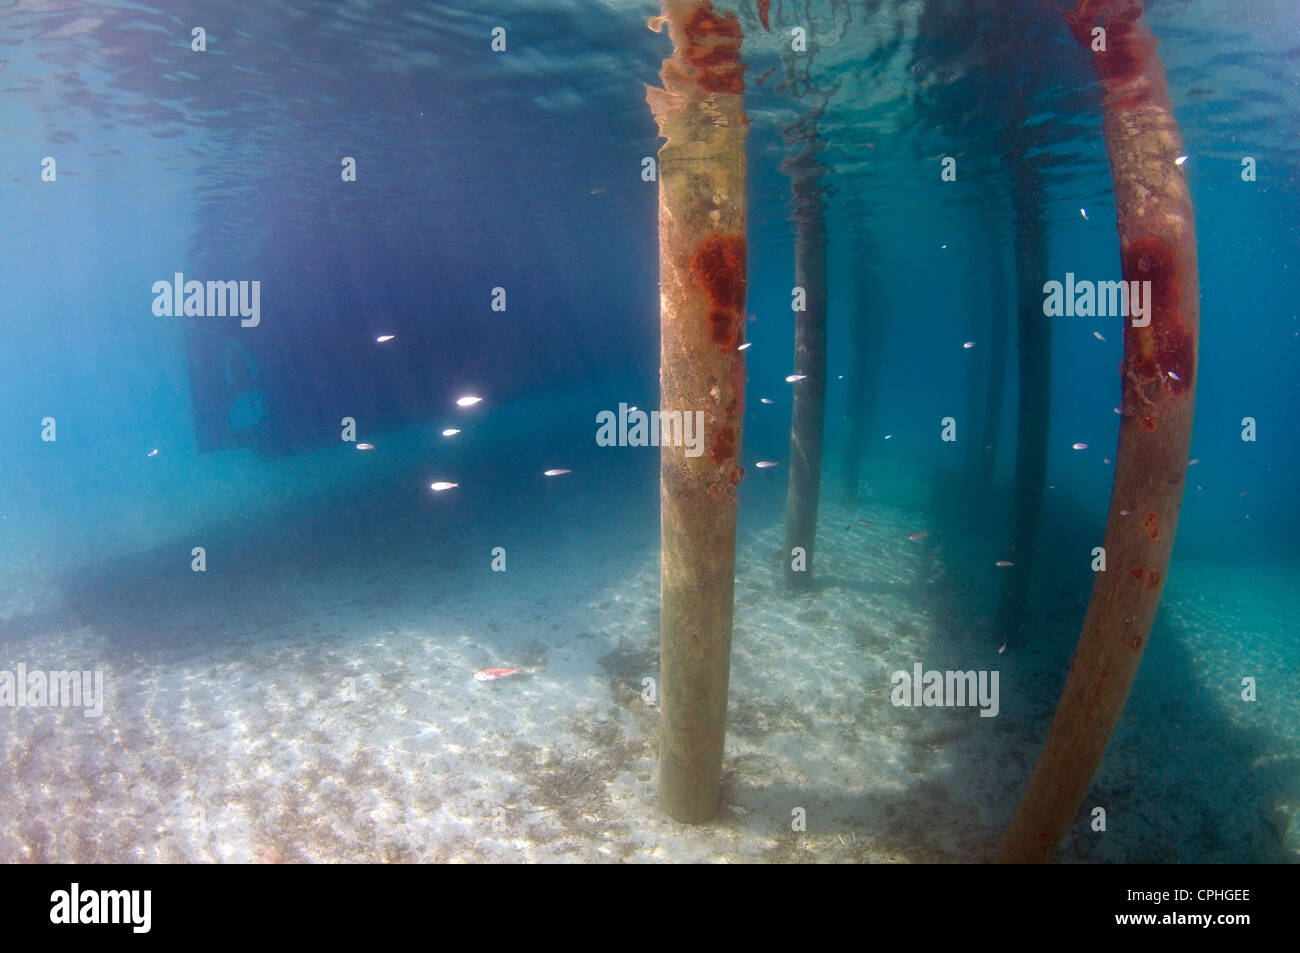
[1,472,1296,864]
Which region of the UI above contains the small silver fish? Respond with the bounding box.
[355,443,374,451]
[1072,442,1088,450]
[430,481,458,492]
[760,398,774,405]
[738,342,752,351]
[754,461,777,469]
[785,374,806,383]
[1080,208,1089,221]
[456,395,482,407]
[962,341,975,349]
[1093,331,1106,341]
[995,560,1014,567]
[376,334,395,343]
[1168,370,1181,381]
[442,428,460,437]
[1175,155,1188,166]
[543,469,571,477]
[1188,458,1200,466]
[147,448,159,458]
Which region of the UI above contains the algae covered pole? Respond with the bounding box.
[646,0,748,823]
[781,121,829,588]
[999,0,1199,862]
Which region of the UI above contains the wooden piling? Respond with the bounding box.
[782,134,829,588]
[999,0,1199,861]
[646,0,748,823]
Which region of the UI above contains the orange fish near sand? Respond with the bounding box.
[474,667,520,682]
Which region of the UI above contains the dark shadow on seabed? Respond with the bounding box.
[875,470,1299,861]
[2,440,661,666]
[718,463,1296,861]
[743,571,1294,861]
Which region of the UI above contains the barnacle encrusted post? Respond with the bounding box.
[999,0,1200,862]
[646,0,748,823]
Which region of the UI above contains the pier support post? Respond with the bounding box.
[991,165,1050,649]
[782,132,829,588]
[999,0,1199,862]
[647,0,748,823]
[976,224,1009,500]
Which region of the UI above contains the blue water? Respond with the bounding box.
[0,1,1296,863]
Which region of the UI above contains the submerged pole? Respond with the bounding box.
[999,0,1199,862]
[976,222,1009,499]
[782,126,829,588]
[991,162,1050,648]
[646,0,748,824]
[964,248,984,478]
[840,234,872,505]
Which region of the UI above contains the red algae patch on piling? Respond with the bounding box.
[1122,235,1193,397]
[681,5,745,94]
[690,233,747,351]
